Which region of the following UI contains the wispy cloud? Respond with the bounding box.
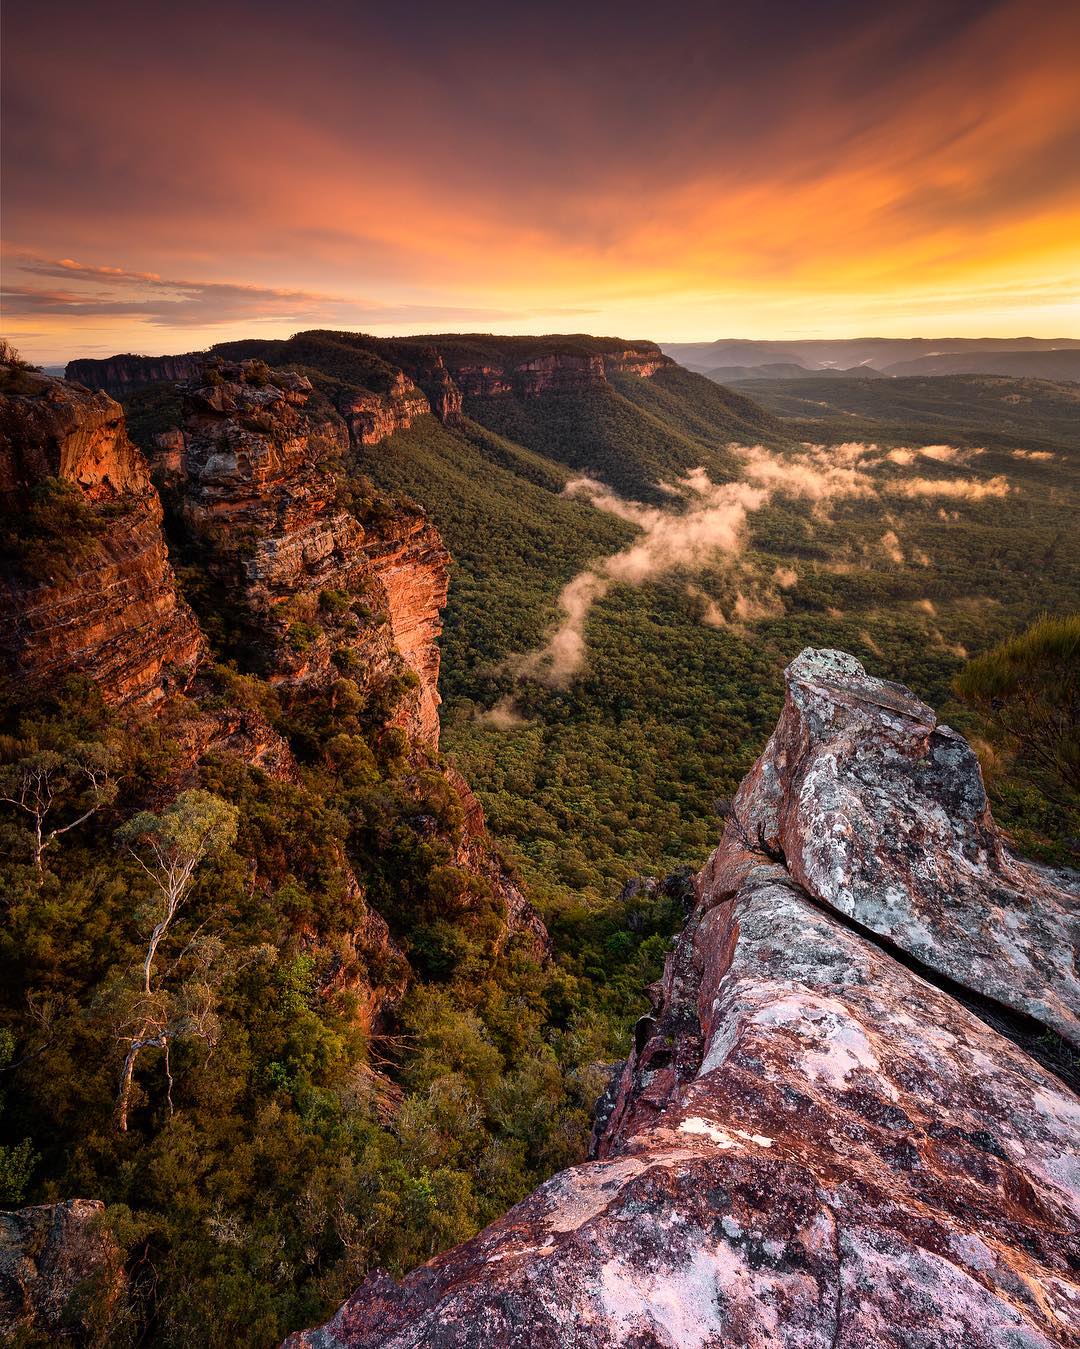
[494,440,1015,695]
[1,251,550,331]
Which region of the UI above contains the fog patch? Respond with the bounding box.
[881,530,904,565]
[477,696,529,729]
[737,443,876,506]
[507,472,768,683]
[734,590,784,622]
[773,565,798,589]
[685,584,727,628]
[918,444,984,463]
[890,475,1010,501]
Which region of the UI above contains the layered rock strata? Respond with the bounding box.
[440,345,670,400]
[287,650,1080,1349]
[150,361,450,746]
[66,352,206,396]
[0,366,203,705]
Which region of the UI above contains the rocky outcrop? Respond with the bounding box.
[66,352,206,396]
[0,366,204,706]
[336,372,430,446]
[372,342,463,423]
[716,647,1080,1047]
[288,650,1079,1349]
[602,348,669,380]
[0,1199,125,1342]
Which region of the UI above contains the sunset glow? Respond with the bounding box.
[4,0,1079,363]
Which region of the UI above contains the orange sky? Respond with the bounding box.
[3,0,1079,363]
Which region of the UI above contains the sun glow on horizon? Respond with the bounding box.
[3,0,1079,363]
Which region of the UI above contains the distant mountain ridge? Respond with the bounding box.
[662,336,1080,383]
[703,361,885,383]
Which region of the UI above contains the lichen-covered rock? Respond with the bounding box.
[0,366,204,705]
[716,647,1080,1046]
[0,1199,125,1342]
[286,650,1079,1349]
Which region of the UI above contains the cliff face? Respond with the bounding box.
[0,367,204,706]
[152,360,449,746]
[440,345,671,400]
[361,511,449,747]
[288,650,1080,1349]
[336,374,430,446]
[65,334,669,426]
[66,352,206,396]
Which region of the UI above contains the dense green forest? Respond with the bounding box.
[2,342,1076,1345]
[357,366,1079,906]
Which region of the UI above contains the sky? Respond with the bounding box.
[3,0,1079,364]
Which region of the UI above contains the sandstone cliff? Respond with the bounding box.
[434,340,670,400]
[65,333,669,429]
[361,510,449,748]
[0,364,204,706]
[66,352,206,396]
[286,650,1079,1349]
[150,359,449,747]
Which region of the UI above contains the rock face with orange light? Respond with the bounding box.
[284,650,1079,1349]
[150,361,449,745]
[0,364,204,705]
[440,344,671,399]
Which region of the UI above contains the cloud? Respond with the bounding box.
[511,473,768,681]
[495,438,1017,692]
[685,585,727,628]
[476,696,529,729]
[513,447,888,683]
[889,474,1010,500]
[1,251,527,330]
[7,0,1080,361]
[1011,448,1055,460]
[736,442,877,503]
[734,590,784,622]
[881,530,905,564]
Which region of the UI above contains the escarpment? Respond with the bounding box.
[288,650,1080,1349]
[65,332,669,426]
[434,341,671,399]
[0,364,204,705]
[147,360,451,748]
[66,352,206,395]
[3,353,543,966]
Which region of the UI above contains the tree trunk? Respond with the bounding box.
[115,1042,140,1133]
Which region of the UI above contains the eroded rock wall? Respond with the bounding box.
[0,367,204,705]
[66,352,206,396]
